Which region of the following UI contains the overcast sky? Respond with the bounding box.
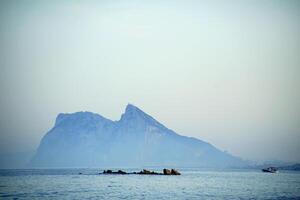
[0,0,299,162]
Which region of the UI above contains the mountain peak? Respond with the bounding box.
[125,103,144,114]
[119,104,168,131]
[121,103,148,121]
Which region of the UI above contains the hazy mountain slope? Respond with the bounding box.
[30,104,247,168]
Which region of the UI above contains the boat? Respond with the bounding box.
[262,167,277,173]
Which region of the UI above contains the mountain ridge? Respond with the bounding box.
[30,104,247,168]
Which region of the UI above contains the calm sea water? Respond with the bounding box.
[0,169,299,199]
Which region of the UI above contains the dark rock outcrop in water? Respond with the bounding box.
[30,104,247,168]
[162,168,181,175]
[163,168,171,175]
[138,169,155,175]
[103,169,126,174]
[171,169,180,175]
[101,169,181,175]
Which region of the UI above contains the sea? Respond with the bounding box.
[0,168,299,199]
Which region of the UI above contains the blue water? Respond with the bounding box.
[0,169,299,199]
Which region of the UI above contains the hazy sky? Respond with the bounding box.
[0,0,299,162]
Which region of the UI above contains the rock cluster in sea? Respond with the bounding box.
[102,169,181,175]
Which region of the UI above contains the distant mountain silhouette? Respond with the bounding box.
[30,104,247,168]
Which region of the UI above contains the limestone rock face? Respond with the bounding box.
[30,104,247,168]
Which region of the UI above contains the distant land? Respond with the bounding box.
[278,164,300,171]
[29,104,248,168]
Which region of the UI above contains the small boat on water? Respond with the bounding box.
[262,167,278,173]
